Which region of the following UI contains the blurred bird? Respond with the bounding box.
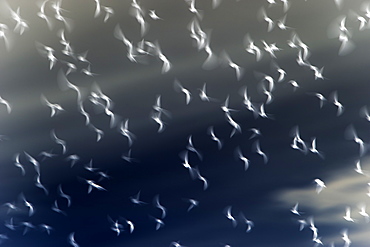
[68,232,79,247]
[314,178,326,194]
[343,207,355,222]
[207,126,222,150]
[40,94,64,117]
[174,79,192,105]
[130,191,146,205]
[235,146,250,171]
[224,206,237,227]
[153,195,167,219]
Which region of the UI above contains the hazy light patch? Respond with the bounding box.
[273,156,370,246]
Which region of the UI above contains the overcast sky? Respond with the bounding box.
[0,0,370,246]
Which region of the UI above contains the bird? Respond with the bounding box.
[258,7,274,32]
[153,195,167,219]
[40,94,64,117]
[65,154,80,167]
[331,91,344,116]
[51,200,66,216]
[68,232,79,247]
[85,179,107,193]
[107,216,123,236]
[88,124,104,142]
[51,129,67,154]
[153,217,165,230]
[103,6,114,22]
[20,194,35,217]
[125,218,135,233]
[152,95,171,117]
[240,213,254,232]
[358,204,369,222]
[359,106,370,122]
[151,111,166,133]
[343,207,355,222]
[186,135,202,160]
[10,7,29,35]
[13,153,25,176]
[297,219,307,231]
[174,79,192,105]
[37,0,54,30]
[341,229,351,247]
[198,83,215,102]
[235,146,250,171]
[314,178,326,194]
[0,95,11,113]
[179,151,195,177]
[253,140,268,164]
[130,191,146,205]
[354,160,366,175]
[225,113,242,137]
[309,138,324,159]
[345,125,366,156]
[221,51,244,81]
[39,224,53,235]
[192,167,209,190]
[24,152,41,174]
[58,184,72,207]
[249,128,261,139]
[185,198,199,212]
[94,0,101,18]
[224,206,237,227]
[119,119,136,147]
[290,202,301,216]
[207,126,223,150]
[149,10,162,20]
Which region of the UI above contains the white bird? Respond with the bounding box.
[81,65,97,77]
[152,95,171,117]
[153,217,165,230]
[103,6,114,22]
[20,221,35,235]
[235,147,250,171]
[21,194,35,217]
[244,34,262,61]
[107,216,123,236]
[113,25,138,63]
[58,184,72,207]
[309,138,324,159]
[85,180,106,193]
[37,0,53,30]
[174,79,192,105]
[35,174,48,195]
[290,202,301,216]
[308,93,326,108]
[343,207,355,222]
[221,51,244,81]
[77,101,90,125]
[277,15,291,30]
[360,106,370,122]
[130,191,146,205]
[121,149,138,163]
[253,140,268,164]
[198,83,215,102]
[88,124,104,142]
[297,219,307,231]
[65,154,80,167]
[39,224,53,235]
[345,125,366,156]
[94,0,101,17]
[151,111,165,133]
[240,213,254,232]
[259,7,274,32]
[179,151,195,177]
[125,219,135,233]
[51,129,67,154]
[119,119,136,147]
[358,204,369,222]
[149,10,162,20]
[10,7,29,35]
[186,135,202,160]
[40,94,64,117]
[314,178,326,194]
[153,195,167,219]
[58,70,85,103]
[0,95,11,113]
[224,206,237,227]
[341,229,351,247]
[192,167,209,190]
[51,200,66,216]
[207,126,222,150]
[13,153,25,176]
[354,160,366,175]
[68,232,79,247]
[24,152,40,174]
[185,198,199,212]
[225,113,242,137]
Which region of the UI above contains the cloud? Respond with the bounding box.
[273,156,370,246]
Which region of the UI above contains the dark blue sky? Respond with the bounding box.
[0,0,370,246]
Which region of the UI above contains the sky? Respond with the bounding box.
[0,0,370,246]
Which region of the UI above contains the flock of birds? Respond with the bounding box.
[0,0,369,246]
